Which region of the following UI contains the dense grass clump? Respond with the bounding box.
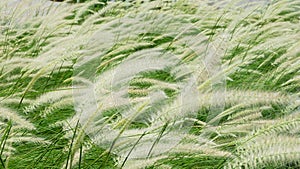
[0,0,299,168]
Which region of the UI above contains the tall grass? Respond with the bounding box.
[0,0,299,168]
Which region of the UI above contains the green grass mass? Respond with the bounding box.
[0,0,299,168]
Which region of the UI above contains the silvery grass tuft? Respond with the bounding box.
[0,0,299,168]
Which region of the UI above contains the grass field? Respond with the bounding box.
[0,0,300,168]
